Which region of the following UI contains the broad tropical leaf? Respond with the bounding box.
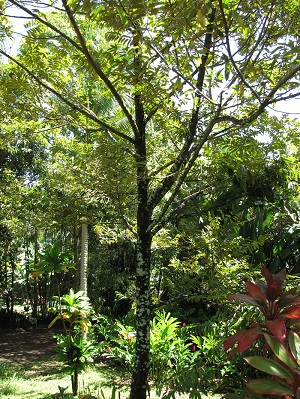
[281,306,300,319]
[261,266,284,301]
[227,293,262,307]
[289,331,300,366]
[266,319,286,342]
[246,281,267,305]
[246,379,293,395]
[224,328,262,352]
[273,267,287,288]
[264,333,297,370]
[245,356,294,382]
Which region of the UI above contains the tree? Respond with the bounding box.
[1,1,300,397]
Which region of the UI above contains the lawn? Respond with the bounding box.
[0,360,132,399]
[0,360,206,399]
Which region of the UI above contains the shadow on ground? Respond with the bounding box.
[0,327,63,375]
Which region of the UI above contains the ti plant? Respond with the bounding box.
[224,266,300,398]
[49,289,94,396]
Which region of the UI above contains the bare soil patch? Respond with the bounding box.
[0,327,60,374]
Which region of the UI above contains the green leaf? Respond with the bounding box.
[196,9,206,28]
[245,356,294,382]
[244,387,265,399]
[246,379,293,395]
[222,395,244,399]
[224,55,231,80]
[264,333,297,370]
[48,314,61,329]
[230,9,244,28]
[289,331,300,366]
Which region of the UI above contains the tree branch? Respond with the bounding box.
[148,118,216,234]
[218,0,261,102]
[0,49,135,144]
[61,0,140,139]
[147,9,217,214]
[7,0,82,51]
[7,0,139,142]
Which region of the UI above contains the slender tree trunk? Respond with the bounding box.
[71,371,78,396]
[9,252,15,312]
[73,224,80,290]
[32,231,39,318]
[80,220,88,296]
[24,241,33,308]
[129,17,152,394]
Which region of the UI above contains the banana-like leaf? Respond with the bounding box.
[245,356,294,382]
[246,379,293,395]
[264,333,297,370]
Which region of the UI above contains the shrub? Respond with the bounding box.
[92,310,248,397]
[49,289,95,396]
[224,266,300,398]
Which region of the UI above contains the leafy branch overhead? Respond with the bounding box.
[2,0,300,234]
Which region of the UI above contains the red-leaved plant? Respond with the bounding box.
[224,266,300,398]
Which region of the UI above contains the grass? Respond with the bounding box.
[0,361,132,399]
[0,361,193,399]
[0,359,219,399]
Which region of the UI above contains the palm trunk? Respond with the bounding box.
[9,252,15,312]
[80,220,88,296]
[32,231,39,318]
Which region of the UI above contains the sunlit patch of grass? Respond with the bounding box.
[0,362,130,399]
[0,361,220,399]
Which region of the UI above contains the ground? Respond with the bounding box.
[0,326,132,399]
[0,326,58,373]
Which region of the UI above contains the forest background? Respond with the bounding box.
[1,0,300,398]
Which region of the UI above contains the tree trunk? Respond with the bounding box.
[80,220,88,296]
[9,252,15,312]
[32,231,39,318]
[73,224,80,290]
[71,371,78,396]
[24,241,33,309]
[130,231,152,399]
[130,119,152,398]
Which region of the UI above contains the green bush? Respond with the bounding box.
[49,289,95,396]
[91,310,253,397]
[91,313,136,368]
